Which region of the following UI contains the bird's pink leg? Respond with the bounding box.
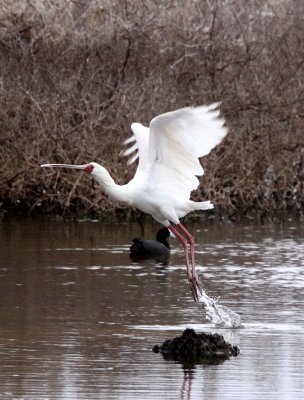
[167,225,191,277]
[176,224,202,296]
[168,224,200,301]
[176,225,198,279]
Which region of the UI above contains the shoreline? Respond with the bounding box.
[1,204,303,225]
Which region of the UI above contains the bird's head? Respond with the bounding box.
[84,163,94,174]
[41,161,117,197]
[41,162,96,174]
[40,162,113,185]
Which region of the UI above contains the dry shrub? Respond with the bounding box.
[0,0,303,218]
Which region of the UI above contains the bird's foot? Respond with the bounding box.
[188,277,202,302]
[186,265,202,302]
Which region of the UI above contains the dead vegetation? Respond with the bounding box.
[0,0,303,218]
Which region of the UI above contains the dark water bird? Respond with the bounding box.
[41,104,227,301]
[130,227,171,261]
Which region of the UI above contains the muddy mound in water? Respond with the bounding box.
[153,328,240,366]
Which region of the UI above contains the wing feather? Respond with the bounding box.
[146,103,227,200]
[121,123,149,172]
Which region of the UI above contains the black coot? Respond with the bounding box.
[130,227,170,261]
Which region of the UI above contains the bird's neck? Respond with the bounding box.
[93,168,130,204]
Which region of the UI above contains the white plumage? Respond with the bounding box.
[41,103,228,301]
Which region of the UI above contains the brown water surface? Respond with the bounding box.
[0,218,303,399]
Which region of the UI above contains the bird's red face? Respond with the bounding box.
[84,164,94,174]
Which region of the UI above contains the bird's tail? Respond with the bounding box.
[190,200,214,211]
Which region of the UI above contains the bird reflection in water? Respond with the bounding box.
[181,367,195,400]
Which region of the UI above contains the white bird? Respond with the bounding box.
[41,104,228,301]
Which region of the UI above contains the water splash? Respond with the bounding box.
[198,289,242,328]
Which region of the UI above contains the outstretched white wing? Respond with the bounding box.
[146,103,228,200]
[123,103,227,202]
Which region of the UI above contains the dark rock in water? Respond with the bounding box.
[153,328,240,366]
